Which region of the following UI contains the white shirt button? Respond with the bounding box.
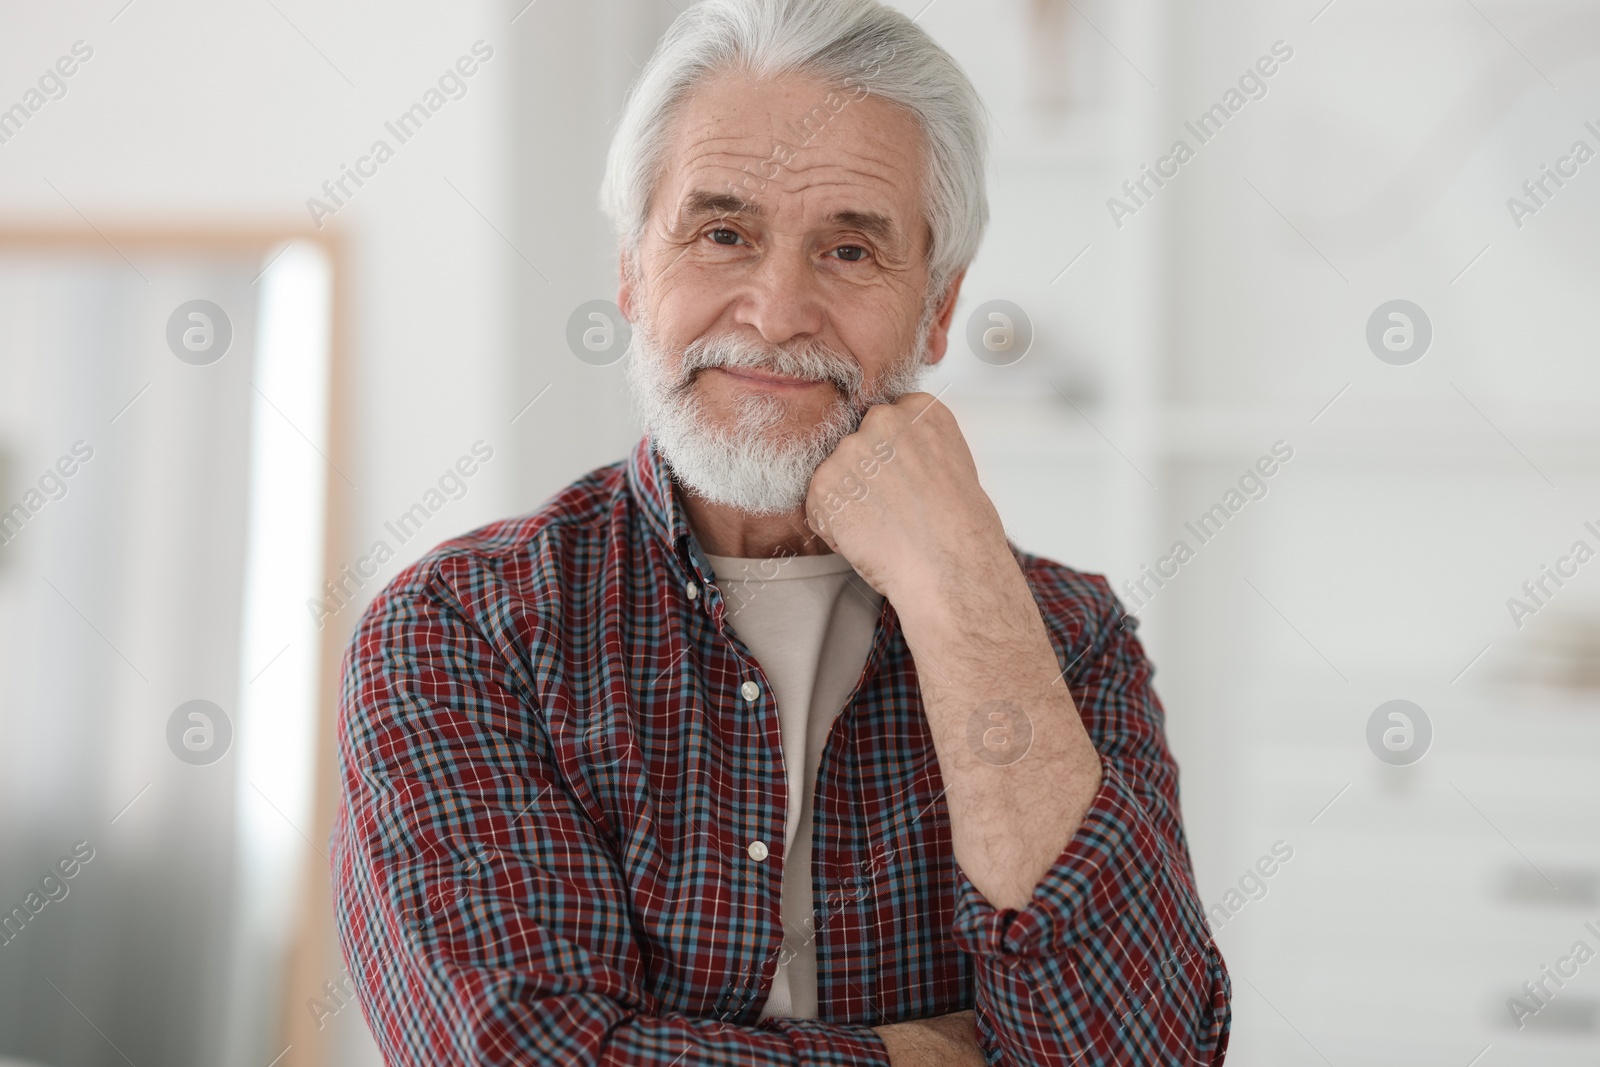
[747,840,769,861]
[740,680,760,702]
[686,581,699,600]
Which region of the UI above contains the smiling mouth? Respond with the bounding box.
[707,366,834,390]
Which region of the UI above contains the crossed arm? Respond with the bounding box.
[330,558,1227,1066]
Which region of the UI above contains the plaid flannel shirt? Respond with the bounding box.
[330,435,1231,1065]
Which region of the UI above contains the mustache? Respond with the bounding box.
[674,332,865,399]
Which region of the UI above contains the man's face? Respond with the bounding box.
[620,71,960,514]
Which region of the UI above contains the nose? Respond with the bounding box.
[732,237,826,347]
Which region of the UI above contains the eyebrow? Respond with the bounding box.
[827,208,899,246]
[675,190,903,248]
[678,190,764,225]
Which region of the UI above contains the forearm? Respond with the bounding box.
[892,552,1102,912]
[898,566,1229,1064]
[873,1010,984,1067]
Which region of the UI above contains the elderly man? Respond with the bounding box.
[331,0,1230,1063]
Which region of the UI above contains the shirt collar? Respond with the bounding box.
[628,433,901,645]
[626,435,715,584]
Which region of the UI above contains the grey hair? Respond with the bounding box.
[599,0,989,298]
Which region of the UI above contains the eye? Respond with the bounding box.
[831,245,869,262]
[708,227,742,246]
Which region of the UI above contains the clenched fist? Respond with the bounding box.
[804,392,1015,615]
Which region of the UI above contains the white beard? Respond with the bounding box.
[625,302,933,515]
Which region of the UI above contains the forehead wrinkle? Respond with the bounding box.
[763,129,922,214]
[675,129,778,168]
[666,87,922,195]
[676,93,921,175]
[671,155,908,223]
[656,78,929,259]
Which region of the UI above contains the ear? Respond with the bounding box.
[921,267,966,366]
[617,249,637,321]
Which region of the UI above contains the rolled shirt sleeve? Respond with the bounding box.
[949,580,1231,1066]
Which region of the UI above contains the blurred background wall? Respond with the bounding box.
[0,1,1596,1065]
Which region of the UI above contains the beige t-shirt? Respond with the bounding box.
[704,549,885,1020]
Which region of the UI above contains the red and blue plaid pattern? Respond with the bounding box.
[330,435,1231,1065]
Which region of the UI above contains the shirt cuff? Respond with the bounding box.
[756,1016,893,1067]
[950,764,1166,962]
